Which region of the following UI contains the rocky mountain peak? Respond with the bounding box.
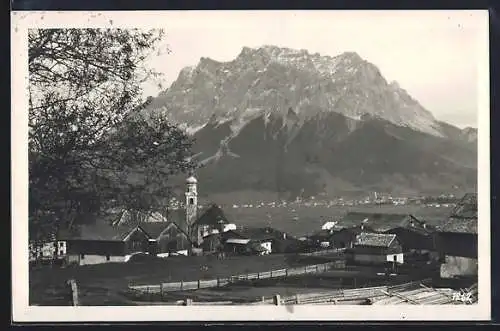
[146,45,445,137]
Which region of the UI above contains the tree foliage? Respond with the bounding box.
[28,28,195,241]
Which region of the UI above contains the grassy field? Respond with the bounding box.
[29,253,323,305]
[224,204,452,237]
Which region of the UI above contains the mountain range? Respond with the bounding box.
[144,45,477,201]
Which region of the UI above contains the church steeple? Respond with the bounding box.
[185,173,198,241]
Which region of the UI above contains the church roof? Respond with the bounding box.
[194,203,229,226]
[186,176,198,184]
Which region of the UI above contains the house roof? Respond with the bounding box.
[334,224,376,236]
[354,232,397,248]
[138,221,189,239]
[339,212,412,232]
[449,193,478,219]
[438,193,478,234]
[226,238,251,245]
[399,215,435,234]
[438,217,478,234]
[194,204,230,226]
[383,227,435,250]
[59,222,145,241]
[233,226,287,242]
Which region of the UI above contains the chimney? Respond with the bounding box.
[283,233,286,240]
[361,224,364,230]
[423,223,427,229]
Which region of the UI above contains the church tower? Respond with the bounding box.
[185,174,198,242]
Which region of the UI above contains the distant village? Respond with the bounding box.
[29,175,478,281]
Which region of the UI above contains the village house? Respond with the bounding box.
[435,193,478,279]
[201,226,294,255]
[327,224,376,249]
[191,203,237,246]
[58,222,151,265]
[347,232,404,267]
[382,215,439,262]
[29,239,67,264]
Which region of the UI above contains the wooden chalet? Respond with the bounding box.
[347,232,404,266]
[435,193,478,279]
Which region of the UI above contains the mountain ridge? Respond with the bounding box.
[144,45,477,199]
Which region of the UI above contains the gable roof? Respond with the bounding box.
[59,222,147,242]
[438,217,478,234]
[399,215,435,234]
[354,232,397,248]
[194,204,229,226]
[449,193,478,219]
[383,227,435,250]
[339,212,411,232]
[438,193,478,234]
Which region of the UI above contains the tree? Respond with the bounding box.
[28,28,195,242]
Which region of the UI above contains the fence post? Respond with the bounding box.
[198,279,200,289]
[217,277,220,287]
[285,268,288,277]
[296,294,300,304]
[180,280,183,291]
[273,294,281,306]
[257,272,260,280]
[270,270,273,278]
[67,279,79,306]
[316,265,319,273]
[160,283,164,299]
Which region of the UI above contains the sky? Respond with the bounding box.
[142,10,488,129]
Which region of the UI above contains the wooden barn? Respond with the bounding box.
[139,221,192,257]
[347,232,404,266]
[58,222,151,265]
[383,215,439,261]
[435,193,478,279]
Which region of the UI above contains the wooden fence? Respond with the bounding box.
[299,248,346,257]
[255,278,433,305]
[129,260,345,294]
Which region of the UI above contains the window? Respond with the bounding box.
[59,242,64,247]
[189,198,194,205]
[393,255,398,262]
[80,254,85,259]
[106,255,110,261]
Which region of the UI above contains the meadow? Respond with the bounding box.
[29,253,324,305]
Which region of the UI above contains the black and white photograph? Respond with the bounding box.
[12,10,490,321]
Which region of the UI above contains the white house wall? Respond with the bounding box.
[440,255,478,278]
[386,253,404,264]
[260,241,272,254]
[73,254,126,265]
